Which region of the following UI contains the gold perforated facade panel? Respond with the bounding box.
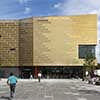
[0,21,19,66]
[33,14,97,66]
[0,14,97,67]
[19,18,33,66]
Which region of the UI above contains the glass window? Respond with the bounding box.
[78,45,96,59]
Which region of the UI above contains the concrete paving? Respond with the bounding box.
[0,79,100,100]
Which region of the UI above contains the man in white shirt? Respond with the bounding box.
[38,72,42,82]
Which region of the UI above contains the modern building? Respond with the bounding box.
[0,14,97,78]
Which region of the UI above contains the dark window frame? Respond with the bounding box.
[78,44,96,59]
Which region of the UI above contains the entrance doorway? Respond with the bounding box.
[40,66,83,79]
[20,67,33,79]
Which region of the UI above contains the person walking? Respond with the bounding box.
[30,74,33,79]
[38,72,42,82]
[7,73,18,98]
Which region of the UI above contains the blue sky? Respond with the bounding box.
[0,0,62,19]
[0,0,100,19]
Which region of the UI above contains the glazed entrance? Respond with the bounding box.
[39,66,83,79]
[19,66,83,79]
[20,67,34,79]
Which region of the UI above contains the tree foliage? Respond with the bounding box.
[83,53,96,77]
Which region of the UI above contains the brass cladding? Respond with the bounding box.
[33,14,97,66]
[19,18,33,66]
[0,20,19,66]
[0,14,97,67]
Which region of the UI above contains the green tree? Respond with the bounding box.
[83,53,96,78]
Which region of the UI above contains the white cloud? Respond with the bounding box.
[17,0,32,14]
[53,3,62,9]
[18,0,23,4]
[54,0,100,15]
[98,21,100,26]
[18,0,31,4]
[24,7,31,14]
[89,10,98,14]
[83,0,100,8]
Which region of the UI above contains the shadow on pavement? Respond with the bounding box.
[0,96,11,100]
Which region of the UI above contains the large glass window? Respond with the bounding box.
[78,45,96,59]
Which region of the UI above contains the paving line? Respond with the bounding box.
[44,85,54,100]
[64,92,80,96]
[44,95,54,100]
[0,91,9,93]
[77,97,87,100]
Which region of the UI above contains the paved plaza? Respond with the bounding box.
[0,79,100,100]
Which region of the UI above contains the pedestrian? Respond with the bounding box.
[7,72,18,98]
[38,71,42,82]
[30,74,33,79]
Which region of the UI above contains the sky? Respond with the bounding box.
[0,0,100,62]
[0,0,61,19]
[0,0,99,19]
